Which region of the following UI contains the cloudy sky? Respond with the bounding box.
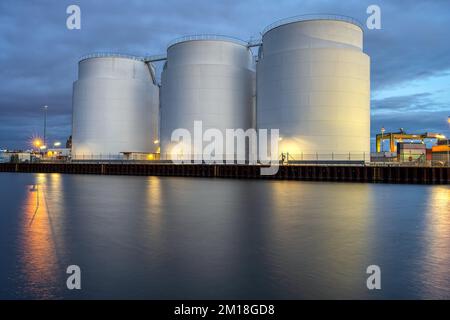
[1,0,449,150]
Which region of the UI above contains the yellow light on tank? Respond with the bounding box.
[279,138,302,155]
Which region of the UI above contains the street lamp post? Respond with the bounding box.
[43,105,48,148]
[447,116,450,165]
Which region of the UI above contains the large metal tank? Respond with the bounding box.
[160,35,255,160]
[72,54,159,159]
[257,15,370,161]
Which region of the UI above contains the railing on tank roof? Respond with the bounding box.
[79,52,146,62]
[167,34,249,48]
[262,14,364,35]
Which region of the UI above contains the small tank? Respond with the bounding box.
[72,54,159,159]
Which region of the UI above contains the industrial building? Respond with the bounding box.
[0,151,31,163]
[431,139,450,163]
[372,130,448,164]
[71,14,371,162]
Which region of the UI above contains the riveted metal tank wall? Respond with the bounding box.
[257,17,370,161]
[160,37,255,160]
[72,55,159,159]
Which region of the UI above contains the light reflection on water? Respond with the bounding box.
[420,186,450,298]
[0,173,448,299]
[18,174,65,299]
[266,182,375,298]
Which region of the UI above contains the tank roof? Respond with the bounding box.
[79,52,146,63]
[262,14,364,36]
[167,34,248,49]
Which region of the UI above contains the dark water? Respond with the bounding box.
[0,173,448,299]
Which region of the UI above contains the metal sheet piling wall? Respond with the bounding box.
[0,163,448,184]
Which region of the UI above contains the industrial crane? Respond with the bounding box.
[375,129,445,152]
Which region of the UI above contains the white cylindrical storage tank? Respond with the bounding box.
[257,15,370,161]
[72,54,159,159]
[160,36,255,161]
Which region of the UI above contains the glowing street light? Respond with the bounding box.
[54,141,61,147]
[33,138,43,149]
[154,140,160,144]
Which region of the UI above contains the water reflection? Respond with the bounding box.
[19,174,62,299]
[145,176,162,237]
[146,178,264,299]
[263,181,374,298]
[421,186,450,298]
[0,173,447,299]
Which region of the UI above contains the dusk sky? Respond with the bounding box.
[1,0,449,150]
